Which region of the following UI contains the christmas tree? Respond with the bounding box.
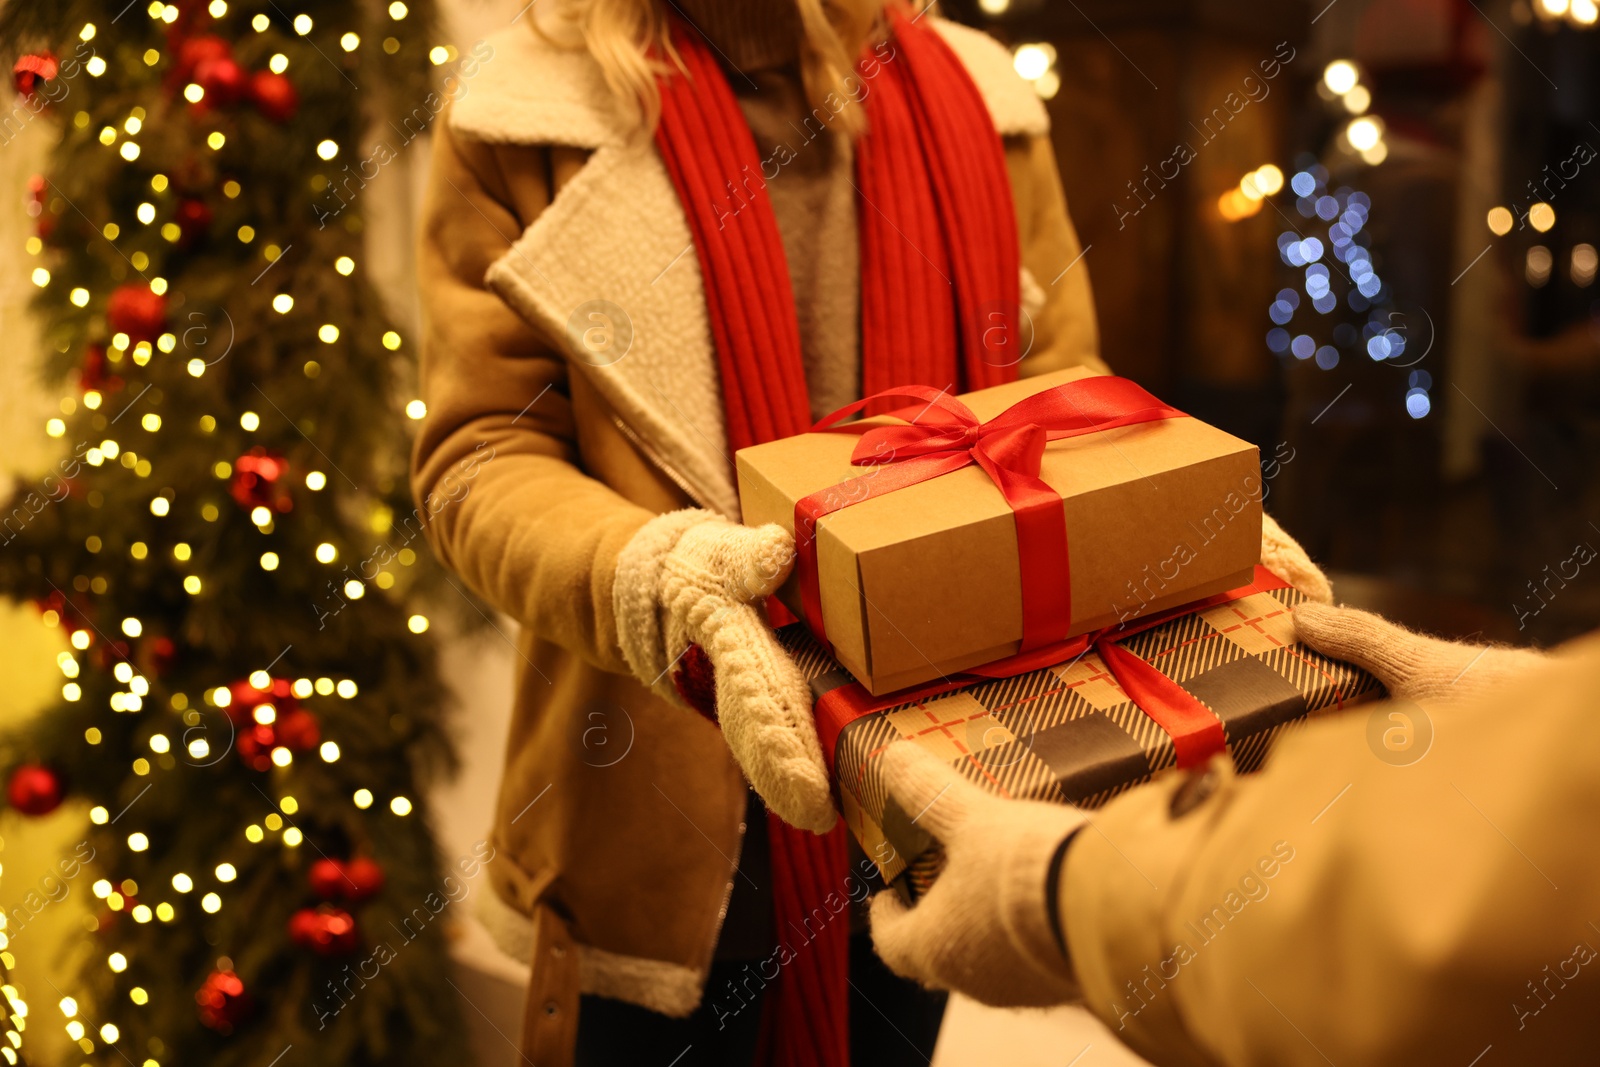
[0,2,465,1064]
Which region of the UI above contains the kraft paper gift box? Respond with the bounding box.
[779,569,1385,900]
[737,367,1266,695]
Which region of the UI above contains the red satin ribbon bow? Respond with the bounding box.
[794,376,1186,653]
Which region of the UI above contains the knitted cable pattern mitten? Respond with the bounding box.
[614,509,836,833]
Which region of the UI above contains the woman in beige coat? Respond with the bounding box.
[412,0,1325,1061]
[412,1,1109,1060]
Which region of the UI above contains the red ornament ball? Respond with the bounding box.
[226,677,315,770]
[288,906,359,955]
[175,198,213,244]
[234,723,279,773]
[227,676,296,724]
[145,635,178,677]
[106,283,167,343]
[177,35,231,80]
[12,53,58,99]
[249,70,298,123]
[230,448,292,513]
[287,906,322,943]
[307,858,347,900]
[308,856,386,903]
[233,705,318,771]
[196,968,252,1033]
[342,856,386,902]
[7,764,64,816]
[195,55,248,107]
[275,708,321,752]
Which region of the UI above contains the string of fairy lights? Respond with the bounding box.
[18,1,459,1060]
[0,908,27,1062]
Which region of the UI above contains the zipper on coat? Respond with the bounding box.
[707,808,748,966]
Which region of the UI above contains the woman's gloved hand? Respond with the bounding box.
[614,509,836,834]
[1293,602,1545,706]
[869,743,1085,1008]
[1261,512,1333,604]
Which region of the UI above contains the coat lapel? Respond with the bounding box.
[485,140,740,516]
[470,16,1051,520]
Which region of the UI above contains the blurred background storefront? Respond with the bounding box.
[955,0,1600,649]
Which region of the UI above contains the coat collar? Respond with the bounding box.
[472,16,1048,517]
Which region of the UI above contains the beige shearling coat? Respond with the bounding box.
[411,15,1104,1061]
[1064,631,1600,1065]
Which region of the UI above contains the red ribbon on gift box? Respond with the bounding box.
[814,567,1293,777]
[794,375,1185,655]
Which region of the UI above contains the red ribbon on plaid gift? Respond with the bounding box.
[815,567,1294,775]
[794,375,1185,654]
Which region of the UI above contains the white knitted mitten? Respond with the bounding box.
[1261,512,1333,604]
[869,744,1085,1008]
[614,509,836,833]
[1293,602,1545,706]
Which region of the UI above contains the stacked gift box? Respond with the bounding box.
[780,573,1383,898]
[736,368,1385,898]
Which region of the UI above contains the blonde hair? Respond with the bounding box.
[540,0,888,135]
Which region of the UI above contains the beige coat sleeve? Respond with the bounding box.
[411,117,652,674]
[1010,133,1109,378]
[1061,630,1600,1066]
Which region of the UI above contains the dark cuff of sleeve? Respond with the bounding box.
[1044,827,1082,964]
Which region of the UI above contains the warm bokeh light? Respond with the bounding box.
[1527,245,1554,287]
[1572,243,1597,286]
[1346,117,1383,152]
[1322,60,1359,96]
[1217,187,1263,222]
[1012,43,1054,82]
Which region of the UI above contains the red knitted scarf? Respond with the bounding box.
[654,8,1020,1064]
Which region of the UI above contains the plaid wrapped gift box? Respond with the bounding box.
[781,569,1385,899]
